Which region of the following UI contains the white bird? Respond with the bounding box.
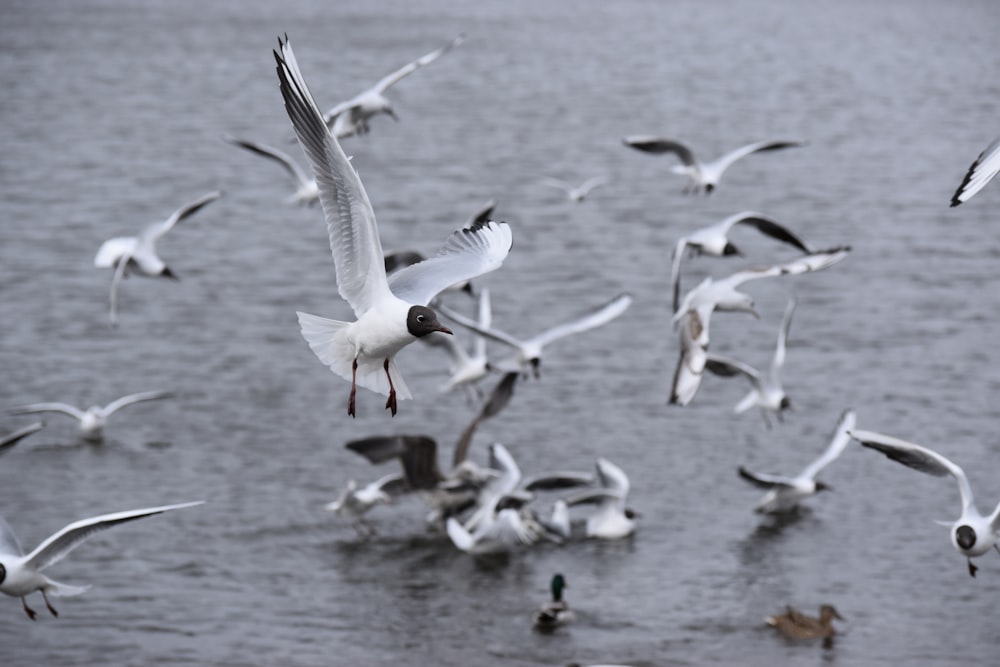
[951,137,1000,207]
[623,136,804,194]
[274,36,512,417]
[462,443,524,534]
[225,136,319,206]
[445,507,539,555]
[565,458,637,539]
[542,176,609,202]
[9,391,173,442]
[739,409,856,513]
[94,191,222,326]
[0,422,45,456]
[850,429,1000,577]
[0,501,203,620]
[669,249,850,407]
[423,288,493,398]
[703,298,797,426]
[324,473,408,537]
[437,293,632,378]
[669,211,817,313]
[322,34,465,138]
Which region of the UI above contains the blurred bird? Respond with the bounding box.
[565,458,637,539]
[0,422,45,456]
[533,573,574,630]
[766,604,843,643]
[452,371,519,467]
[324,473,408,537]
[0,501,203,620]
[542,176,609,202]
[422,288,494,399]
[225,136,319,206]
[94,191,222,326]
[950,137,1000,207]
[9,391,173,442]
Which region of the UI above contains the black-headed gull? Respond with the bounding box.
[739,409,856,513]
[850,429,1000,577]
[437,293,632,378]
[669,249,850,406]
[324,473,408,537]
[623,137,804,194]
[322,34,464,138]
[0,422,45,456]
[704,298,797,426]
[565,458,637,539]
[445,506,539,555]
[9,391,173,442]
[274,36,512,417]
[225,136,319,206]
[542,176,609,202]
[950,137,1000,207]
[669,211,817,313]
[0,501,203,620]
[94,191,222,326]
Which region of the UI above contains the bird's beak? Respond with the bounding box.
[435,324,453,335]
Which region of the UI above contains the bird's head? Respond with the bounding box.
[779,396,792,411]
[722,242,742,257]
[407,306,452,338]
[955,525,977,550]
[814,480,832,493]
[161,266,179,281]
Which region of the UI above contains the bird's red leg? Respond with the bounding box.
[348,359,358,418]
[383,359,397,416]
[21,596,37,621]
[41,590,59,617]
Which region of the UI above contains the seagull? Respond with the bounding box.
[324,473,408,537]
[739,409,856,513]
[669,248,850,406]
[542,176,609,202]
[703,298,797,426]
[950,137,1000,207]
[565,458,637,539]
[424,288,494,399]
[9,391,173,442]
[0,501,203,620]
[225,136,319,206]
[274,36,512,417]
[532,573,575,630]
[445,506,539,555]
[0,422,45,456]
[93,191,222,326]
[322,34,465,138]
[437,293,632,378]
[850,429,1000,577]
[462,443,524,534]
[669,211,818,313]
[623,136,804,194]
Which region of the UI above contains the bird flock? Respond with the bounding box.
[2,28,998,661]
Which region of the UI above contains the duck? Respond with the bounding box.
[533,573,575,630]
[766,604,843,641]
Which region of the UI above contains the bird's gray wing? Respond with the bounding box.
[102,390,173,416]
[522,471,594,492]
[226,136,312,186]
[108,248,131,328]
[532,293,632,348]
[738,466,796,490]
[771,298,797,373]
[9,402,86,421]
[437,301,524,350]
[143,191,223,242]
[727,212,814,253]
[705,354,762,387]
[0,421,44,454]
[372,34,465,93]
[622,136,698,167]
[799,409,856,480]
[0,515,25,556]
[951,137,1000,207]
[708,140,804,176]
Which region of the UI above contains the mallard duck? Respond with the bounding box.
[766,604,843,640]
[533,573,575,630]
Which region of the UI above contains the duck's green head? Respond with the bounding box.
[551,573,567,602]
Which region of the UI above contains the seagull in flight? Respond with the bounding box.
[669,211,818,313]
[950,137,1000,207]
[739,409,855,513]
[437,293,632,378]
[322,34,465,138]
[542,176,609,202]
[324,473,408,537]
[422,288,494,398]
[274,36,512,417]
[623,137,804,194]
[9,391,173,442]
[225,136,318,206]
[93,191,222,326]
[850,429,1000,577]
[0,501,203,620]
[704,298,797,426]
[0,422,45,456]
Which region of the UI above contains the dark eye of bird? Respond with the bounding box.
[0,562,6,584]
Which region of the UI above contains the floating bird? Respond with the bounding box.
[850,429,1000,577]
[445,506,538,555]
[225,136,319,206]
[704,298,797,426]
[669,249,850,406]
[322,34,465,138]
[950,137,1000,207]
[565,458,637,539]
[0,422,45,456]
[766,604,843,642]
[462,443,524,534]
[94,191,222,326]
[542,176,609,202]
[324,473,408,537]
[438,293,632,378]
[623,137,804,194]
[9,391,173,442]
[0,501,203,620]
[275,36,512,417]
[669,211,817,313]
[739,409,856,513]
[533,573,575,630]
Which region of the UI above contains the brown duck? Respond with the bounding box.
[766,604,843,640]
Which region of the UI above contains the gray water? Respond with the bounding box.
[1,0,999,665]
